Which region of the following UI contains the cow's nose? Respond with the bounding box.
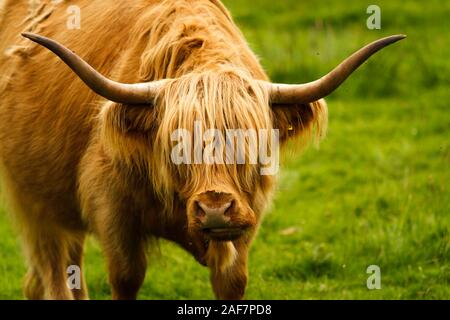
[196,200,233,230]
[193,191,245,241]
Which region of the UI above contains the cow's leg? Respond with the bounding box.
[104,238,147,300]
[23,227,74,299]
[67,234,89,300]
[97,215,147,300]
[208,240,249,300]
[4,183,78,299]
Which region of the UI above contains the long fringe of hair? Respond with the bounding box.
[153,68,273,201]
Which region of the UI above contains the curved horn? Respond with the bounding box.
[21,32,164,104]
[265,34,406,105]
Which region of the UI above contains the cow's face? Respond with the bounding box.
[100,69,326,243]
[153,70,278,242]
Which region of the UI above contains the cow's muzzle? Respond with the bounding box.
[192,191,249,241]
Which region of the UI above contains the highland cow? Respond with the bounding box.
[0,0,404,299]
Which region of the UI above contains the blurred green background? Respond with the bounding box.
[0,0,448,299]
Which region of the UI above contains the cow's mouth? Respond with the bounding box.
[202,227,245,241]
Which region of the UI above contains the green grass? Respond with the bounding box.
[0,0,449,299]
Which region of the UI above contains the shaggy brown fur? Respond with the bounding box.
[0,0,327,299]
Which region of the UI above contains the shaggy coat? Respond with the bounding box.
[0,0,326,299]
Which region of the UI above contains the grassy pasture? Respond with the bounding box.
[0,0,448,299]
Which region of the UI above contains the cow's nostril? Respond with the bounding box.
[194,201,206,218]
[223,200,235,216]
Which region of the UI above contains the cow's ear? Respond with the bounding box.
[102,103,158,135]
[271,100,328,144]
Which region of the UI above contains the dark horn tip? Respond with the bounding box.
[21,32,40,41]
[377,34,406,47]
[390,34,407,42]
